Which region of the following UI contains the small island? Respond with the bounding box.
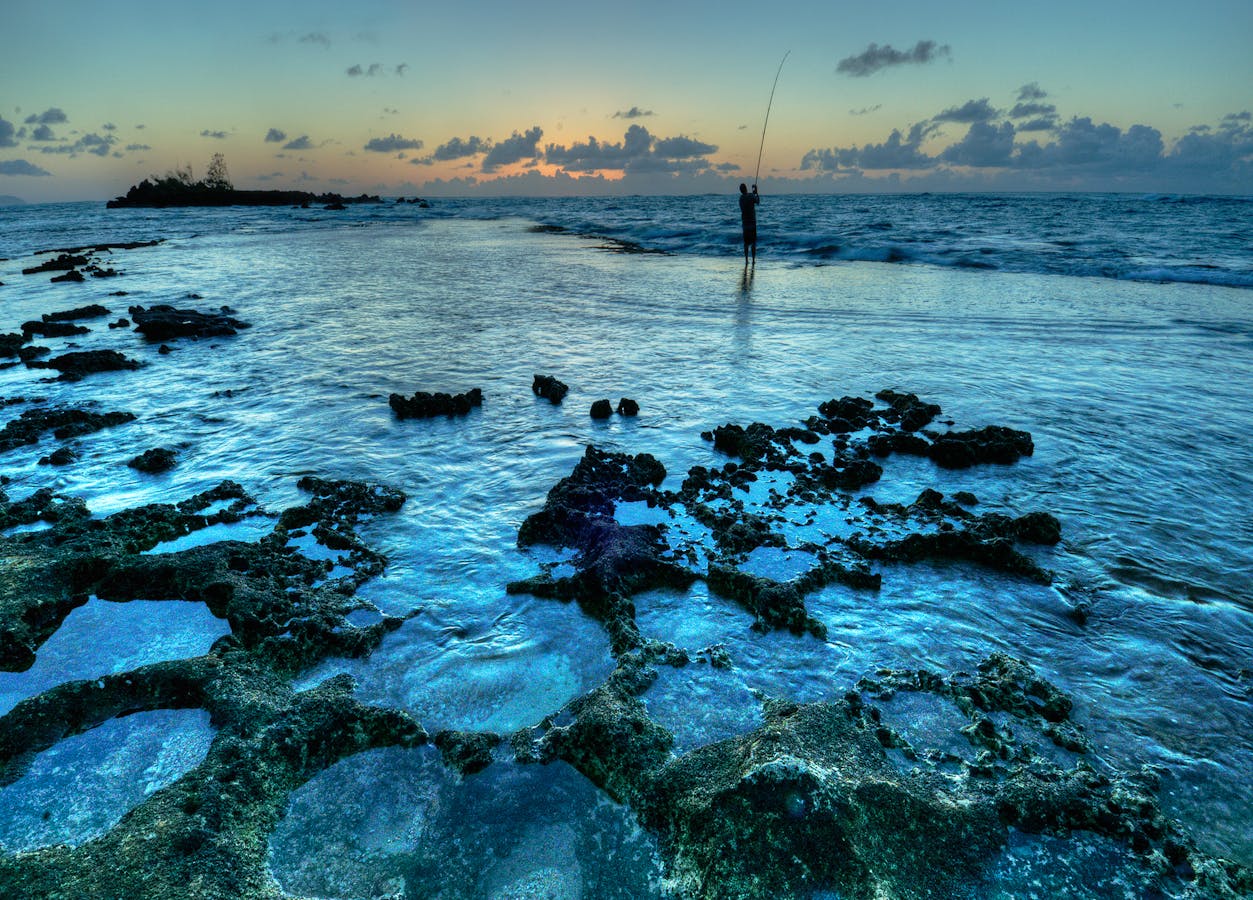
[106,153,382,209]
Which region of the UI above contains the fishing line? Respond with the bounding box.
[753,50,790,186]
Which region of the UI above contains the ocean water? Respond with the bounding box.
[0,193,1251,895]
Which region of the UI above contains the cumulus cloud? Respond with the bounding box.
[544,124,717,175]
[0,159,52,175]
[347,64,364,76]
[483,126,544,171]
[201,129,229,139]
[802,122,937,171]
[24,107,68,125]
[837,41,950,77]
[934,98,998,124]
[430,135,491,162]
[0,117,18,147]
[1015,117,1164,171]
[126,143,152,151]
[364,133,423,153]
[284,135,314,150]
[613,106,655,119]
[265,128,287,143]
[941,121,1017,167]
[396,63,409,76]
[1017,83,1048,101]
[31,124,57,141]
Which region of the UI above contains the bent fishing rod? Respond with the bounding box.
[754,50,790,187]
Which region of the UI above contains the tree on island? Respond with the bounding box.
[204,153,232,191]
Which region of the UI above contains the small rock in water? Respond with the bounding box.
[532,374,569,404]
[127,447,178,474]
[108,318,130,329]
[617,397,640,416]
[590,399,612,419]
[38,445,77,466]
[389,388,483,419]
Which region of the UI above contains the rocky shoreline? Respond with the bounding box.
[0,240,1249,899]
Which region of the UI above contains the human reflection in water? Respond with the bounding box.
[739,261,755,296]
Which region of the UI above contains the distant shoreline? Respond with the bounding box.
[105,180,383,209]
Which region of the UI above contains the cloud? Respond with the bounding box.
[265,128,287,143]
[200,129,229,139]
[364,133,423,153]
[544,124,717,175]
[483,126,544,171]
[1164,114,1253,171]
[933,98,998,124]
[1017,83,1048,101]
[1015,118,1057,133]
[348,63,397,77]
[299,32,331,48]
[0,159,52,176]
[837,41,950,77]
[851,105,883,116]
[1009,101,1057,120]
[24,107,68,125]
[941,121,1017,167]
[102,122,117,132]
[31,124,57,141]
[431,135,491,161]
[613,106,655,119]
[39,132,117,157]
[0,117,17,147]
[1015,117,1164,171]
[801,122,937,171]
[284,135,314,150]
[126,143,152,151]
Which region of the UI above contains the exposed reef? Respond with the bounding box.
[388,387,483,420]
[129,304,251,341]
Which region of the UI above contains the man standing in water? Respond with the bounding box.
[739,183,761,264]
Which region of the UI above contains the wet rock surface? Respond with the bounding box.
[25,349,144,381]
[532,373,569,404]
[127,447,178,473]
[129,304,251,341]
[0,378,1248,899]
[389,387,483,419]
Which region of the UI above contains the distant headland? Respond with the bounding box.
[0,195,25,206]
[105,152,382,209]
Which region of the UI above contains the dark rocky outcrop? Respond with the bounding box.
[127,447,178,473]
[617,397,639,416]
[388,388,483,419]
[129,305,251,341]
[26,349,143,381]
[0,406,136,454]
[49,269,85,283]
[42,304,112,322]
[590,399,612,419]
[20,320,89,339]
[532,374,569,404]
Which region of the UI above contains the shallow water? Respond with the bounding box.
[1,200,1251,891]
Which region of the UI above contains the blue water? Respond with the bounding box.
[1,194,1251,894]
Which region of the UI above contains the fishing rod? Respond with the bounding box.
[753,50,790,187]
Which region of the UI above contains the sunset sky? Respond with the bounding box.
[2,0,1250,201]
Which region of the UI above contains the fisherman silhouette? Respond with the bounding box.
[738,183,760,264]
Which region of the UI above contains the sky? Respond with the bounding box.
[1,0,1251,201]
